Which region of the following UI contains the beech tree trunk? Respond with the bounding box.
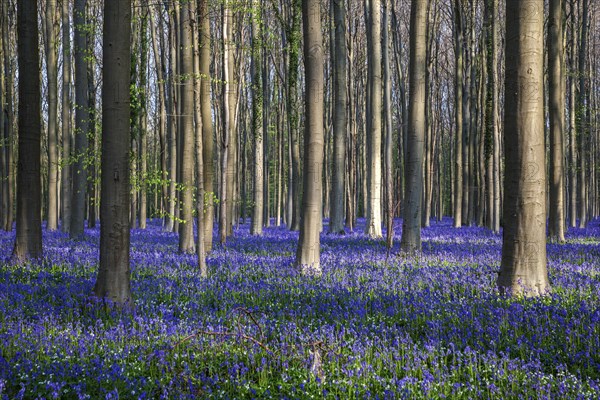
[94,0,133,305]
[548,0,566,242]
[199,0,214,251]
[498,0,549,296]
[70,0,89,239]
[329,0,347,235]
[365,0,383,239]
[296,0,324,275]
[452,0,463,228]
[400,0,427,254]
[45,0,59,231]
[251,3,264,236]
[61,0,72,233]
[1,0,13,233]
[178,0,195,253]
[13,0,42,261]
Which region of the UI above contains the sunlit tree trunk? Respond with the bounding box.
[452,0,463,228]
[577,0,589,228]
[1,1,14,233]
[178,0,195,253]
[365,0,383,238]
[13,0,42,260]
[296,0,324,275]
[498,0,549,296]
[400,0,427,254]
[138,6,149,230]
[61,0,72,233]
[199,0,214,251]
[251,2,264,236]
[45,0,59,231]
[383,0,393,248]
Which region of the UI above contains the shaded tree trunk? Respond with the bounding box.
[13,0,42,260]
[452,0,463,228]
[70,0,89,239]
[94,0,133,305]
[548,0,566,242]
[329,0,347,235]
[400,0,427,254]
[199,0,214,251]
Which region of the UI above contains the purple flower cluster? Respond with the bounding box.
[0,217,599,398]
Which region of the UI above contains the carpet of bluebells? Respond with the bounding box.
[1,217,600,399]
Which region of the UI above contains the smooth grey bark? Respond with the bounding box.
[577,0,588,228]
[329,0,347,235]
[296,0,324,275]
[149,7,167,226]
[61,0,72,233]
[365,0,383,239]
[94,0,133,305]
[13,0,42,261]
[498,0,549,296]
[199,0,214,252]
[251,3,264,236]
[138,6,149,230]
[70,0,89,239]
[225,7,237,238]
[383,0,393,248]
[178,0,195,253]
[548,0,566,242]
[400,0,427,254]
[45,0,59,231]
[192,3,207,277]
[452,0,463,228]
[219,4,231,245]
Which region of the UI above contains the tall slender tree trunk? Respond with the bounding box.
[199,0,214,251]
[61,0,72,233]
[251,3,264,236]
[138,7,149,229]
[86,29,97,229]
[383,0,393,248]
[400,0,427,254]
[178,0,195,253]
[94,0,133,305]
[219,3,231,245]
[568,2,577,228]
[498,0,549,296]
[452,0,463,228]
[70,0,89,239]
[288,0,302,231]
[548,0,566,242]
[45,0,59,231]
[329,0,347,235]
[13,0,42,260]
[225,8,237,237]
[1,1,14,233]
[192,3,207,277]
[577,0,588,228]
[365,0,383,239]
[149,7,168,227]
[296,0,324,275]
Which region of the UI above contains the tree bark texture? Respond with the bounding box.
[13,0,42,261]
[400,0,427,254]
[296,0,324,275]
[94,0,133,305]
[498,0,549,296]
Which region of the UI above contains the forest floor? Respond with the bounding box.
[0,218,599,399]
